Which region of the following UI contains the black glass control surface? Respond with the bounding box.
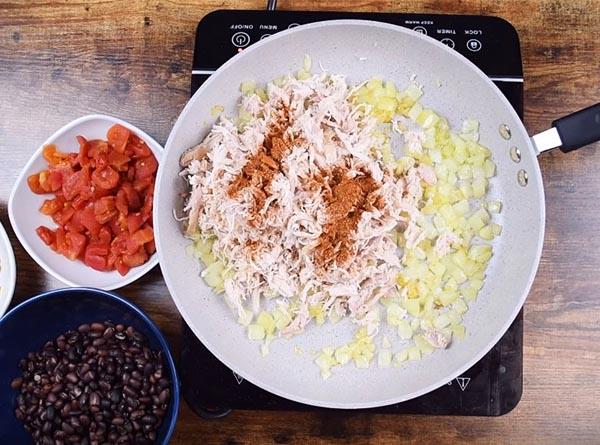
[183,10,524,418]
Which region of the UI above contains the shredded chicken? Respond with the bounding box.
[182,73,433,337]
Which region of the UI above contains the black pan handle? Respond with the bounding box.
[553,103,600,152]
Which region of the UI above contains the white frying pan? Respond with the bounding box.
[154,21,600,408]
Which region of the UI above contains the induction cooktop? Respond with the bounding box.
[181,8,524,418]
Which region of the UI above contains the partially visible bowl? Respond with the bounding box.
[0,287,179,444]
[0,220,16,316]
[8,114,162,290]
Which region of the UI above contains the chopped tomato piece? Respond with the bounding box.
[84,250,108,271]
[42,144,70,167]
[107,124,130,153]
[145,239,156,255]
[122,248,148,267]
[115,189,129,216]
[122,182,142,211]
[52,206,75,226]
[55,227,67,253]
[36,226,56,246]
[62,167,91,201]
[127,213,145,234]
[64,231,87,260]
[107,150,131,172]
[85,140,109,158]
[110,232,129,255]
[47,170,64,192]
[91,166,119,190]
[64,219,85,234]
[27,173,46,194]
[97,226,112,245]
[135,155,158,180]
[133,176,153,193]
[115,257,130,276]
[74,203,102,238]
[126,226,154,254]
[129,134,152,158]
[94,196,118,224]
[40,198,64,216]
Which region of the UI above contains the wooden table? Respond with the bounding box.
[1,0,599,443]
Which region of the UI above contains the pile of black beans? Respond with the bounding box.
[11,321,171,445]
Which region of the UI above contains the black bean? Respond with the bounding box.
[140,414,156,425]
[12,321,171,443]
[90,323,104,332]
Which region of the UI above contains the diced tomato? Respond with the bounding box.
[52,206,75,226]
[109,218,124,236]
[30,127,156,275]
[125,166,134,181]
[91,166,119,190]
[97,226,112,245]
[110,232,129,255]
[42,144,70,167]
[71,194,88,210]
[122,248,148,268]
[115,188,129,216]
[62,167,91,201]
[85,140,109,158]
[55,227,67,254]
[107,124,131,153]
[107,150,130,172]
[128,134,152,158]
[141,184,154,216]
[74,203,102,237]
[115,257,130,276]
[122,182,141,211]
[63,231,87,260]
[94,196,118,224]
[84,250,108,271]
[126,226,154,254]
[132,176,153,193]
[92,186,111,200]
[145,239,156,255]
[64,219,85,234]
[40,197,64,216]
[27,173,46,194]
[36,226,56,246]
[107,251,118,269]
[47,170,64,192]
[127,212,145,234]
[134,155,158,180]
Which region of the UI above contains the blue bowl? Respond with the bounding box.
[0,287,179,444]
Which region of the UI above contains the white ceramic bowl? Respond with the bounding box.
[8,114,162,290]
[0,220,16,316]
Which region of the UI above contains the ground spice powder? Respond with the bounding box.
[227,134,290,224]
[314,166,380,268]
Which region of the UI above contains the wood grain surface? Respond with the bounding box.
[1,0,600,443]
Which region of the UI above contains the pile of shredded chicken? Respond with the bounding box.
[181,73,435,336]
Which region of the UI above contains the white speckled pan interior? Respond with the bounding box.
[155,20,545,408]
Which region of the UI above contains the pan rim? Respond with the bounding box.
[156,18,546,409]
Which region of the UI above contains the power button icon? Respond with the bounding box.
[231,32,251,48]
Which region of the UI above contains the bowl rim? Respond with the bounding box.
[0,286,180,444]
[8,114,162,291]
[0,220,16,317]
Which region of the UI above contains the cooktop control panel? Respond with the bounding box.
[192,9,524,87]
